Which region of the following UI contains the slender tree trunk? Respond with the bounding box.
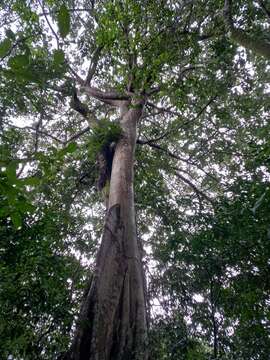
[66,99,148,360]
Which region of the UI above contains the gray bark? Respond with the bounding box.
[65,99,148,360]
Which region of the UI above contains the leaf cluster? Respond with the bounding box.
[87,119,122,161]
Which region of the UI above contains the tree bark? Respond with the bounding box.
[65,99,148,360]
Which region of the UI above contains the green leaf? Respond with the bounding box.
[0,38,12,58]
[8,54,29,70]
[65,142,77,154]
[6,29,16,40]
[6,161,17,182]
[0,182,17,198]
[10,212,22,228]
[57,142,77,159]
[20,177,40,186]
[19,70,37,82]
[0,206,10,218]
[57,4,70,38]
[17,201,35,213]
[53,49,65,66]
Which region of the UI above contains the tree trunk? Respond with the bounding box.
[66,100,148,360]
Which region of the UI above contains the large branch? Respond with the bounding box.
[224,0,270,60]
[70,89,90,118]
[230,28,270,60]
[68,57,129,107]
[81,85,129,106]
[48,83,99,127]
[69,89,99,127]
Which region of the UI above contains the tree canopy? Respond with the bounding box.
[0,0,269,359]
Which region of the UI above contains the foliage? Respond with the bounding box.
[57,4,71,39]
[87,119,122,161]
[148,178,270,359]
[0,210,84,359]
[0,130,36,228]
[0,128,93,359]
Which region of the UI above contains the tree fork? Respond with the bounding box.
[65,99,148,360]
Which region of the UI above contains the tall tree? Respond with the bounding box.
[0,1,269,359]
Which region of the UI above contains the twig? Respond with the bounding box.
[173,168,215,206]
[10,125,64,143]
[137,139,218,182]
[38,0,60,49]
[146,102,182,117]
[68,65,85,85]
[65,126,90,144]
[258,0,270,21]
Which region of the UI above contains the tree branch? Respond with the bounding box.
[139,132,171,145]
[258,0,270,21]
[38,0,60,48]
[85,46,103,85]
[144,95,216,137]
[65,126,90,144]
[11,124,92,147]
[69,59,129,106]
[194,95,217,120]
[146,102,182,117]
[224,0,270,60]
[10,125,64,144]
[81,86,129,106]
[137,139,218,182]
[173,168,215,206]
[70,89,90,118]
[137,139,189,163]
[68,65,85,85]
